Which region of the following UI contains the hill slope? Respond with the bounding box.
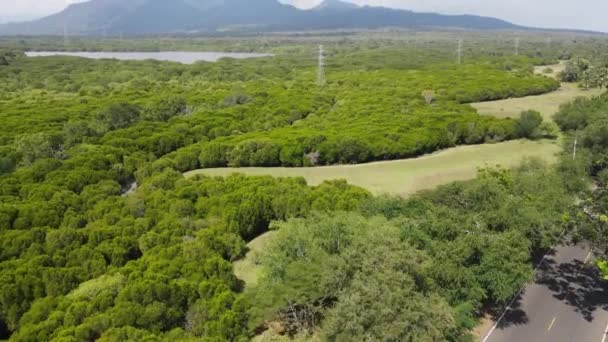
[0,0,520,35]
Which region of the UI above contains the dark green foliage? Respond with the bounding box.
[96,103,141,131]
[142,96,188,122]
[517,110,544,138]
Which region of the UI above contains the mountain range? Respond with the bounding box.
[0,0,522,36]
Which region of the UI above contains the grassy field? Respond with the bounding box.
[471,82,603,121]
[472,62,603,121]
[534,62,566,79]
[233,230,278,288]
[186,139,560,196]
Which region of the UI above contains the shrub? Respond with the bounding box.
[516,110,543,139]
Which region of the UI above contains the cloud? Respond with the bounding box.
[0,0,84,18]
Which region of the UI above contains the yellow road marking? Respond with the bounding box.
[547,317,557,331]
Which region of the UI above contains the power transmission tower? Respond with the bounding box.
[63,21,69,47]
[63,0,69,47]
[515,37,520,56]
[573,131,579,159]
[457,39,463,64]
[317,45,326,87]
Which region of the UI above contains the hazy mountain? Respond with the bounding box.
[312,0,360,11]
[0,0,520,35]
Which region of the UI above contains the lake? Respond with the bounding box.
[25,51,273,64]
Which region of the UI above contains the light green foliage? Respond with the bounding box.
[184,64,557,168]
[581,66,608,89]
[67,274,126,300]
[247,214,456,340]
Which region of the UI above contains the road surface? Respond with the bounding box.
[482,245,608,342]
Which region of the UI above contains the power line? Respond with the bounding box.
[63,21,69,47]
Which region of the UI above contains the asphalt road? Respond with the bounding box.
[482,244,608,342]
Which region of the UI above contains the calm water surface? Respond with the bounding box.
[25,51,273,64]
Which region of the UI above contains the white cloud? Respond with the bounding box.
[0,0,85,19]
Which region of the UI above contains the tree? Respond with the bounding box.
[142,96,188,122]
[96,103,141,131]
[560,58,590,82]
[581,67,608,90]
[517,110,543,139]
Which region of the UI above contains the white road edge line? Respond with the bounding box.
[601,322,608,342]
[481,229,567,342]
[547,317,557,331]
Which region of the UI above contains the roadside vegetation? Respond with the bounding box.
[0,33,606,341]
[553,94,608,277]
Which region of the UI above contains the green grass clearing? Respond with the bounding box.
[533,62,566,80]
[472,62,603,122]
[186,139,560,197]
[471,83,603,122]
[233,230,278,288]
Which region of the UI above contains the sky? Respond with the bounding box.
[0,0,605,32]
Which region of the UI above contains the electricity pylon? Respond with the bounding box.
[317,45,326,87]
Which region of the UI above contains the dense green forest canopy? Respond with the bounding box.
[0,34,606,341]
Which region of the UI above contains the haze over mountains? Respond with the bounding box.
[0,0,523,36]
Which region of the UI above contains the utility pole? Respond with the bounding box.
[573,133,578,160]
[515,37,520,56]
[457,39,463,65]
[317,45,326,87]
